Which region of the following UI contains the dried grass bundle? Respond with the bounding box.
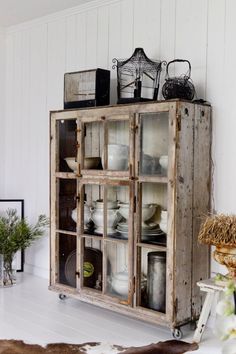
[198,214,236,246]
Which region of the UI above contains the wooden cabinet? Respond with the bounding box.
[49,100,211,336]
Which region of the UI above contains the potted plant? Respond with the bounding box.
[0,209,49,286]
[198,214,236,279]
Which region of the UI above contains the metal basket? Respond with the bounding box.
[162,59,195,100]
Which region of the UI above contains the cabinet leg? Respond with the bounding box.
[193,291,215,343]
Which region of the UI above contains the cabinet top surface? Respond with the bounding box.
[50,99,211,115]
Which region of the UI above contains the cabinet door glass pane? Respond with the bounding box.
[140,112,169,176]
[82,184,103,235]
[58,179,76,232]
[139,182,167,245]
[137,247,166,313]
[58,233,77,288]
[82,239,103,291]
[107,184,130,240]
[56,119,77,173]
[105,241,128,300]
[83,122,103,170]
[107,120,129,171]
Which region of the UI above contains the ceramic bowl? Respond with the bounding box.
[84,157,100,169]
[64,157,77,173]
[102,144,129,170]
[111,271,129,297]
[142,203,157,222]
[93,199,118,209]
[159,155,168,172]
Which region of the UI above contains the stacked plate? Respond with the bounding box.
[116,222,129,239]
[115,222,166,245]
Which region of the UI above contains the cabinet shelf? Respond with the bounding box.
[136,242,167,251]
[55,229,77,236]
[50,101,211,331]
[55,172,77,179]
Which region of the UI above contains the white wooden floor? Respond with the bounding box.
[0,273,222,353]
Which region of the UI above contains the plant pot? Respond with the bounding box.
[0,254,17,287]
[213,246,236,278]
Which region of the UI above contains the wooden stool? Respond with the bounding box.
[193,278,225,343]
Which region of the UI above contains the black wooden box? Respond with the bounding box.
[64,68,110,109]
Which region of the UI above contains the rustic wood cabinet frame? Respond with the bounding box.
[49,101,211,335]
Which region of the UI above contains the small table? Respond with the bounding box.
[193,278,225,343]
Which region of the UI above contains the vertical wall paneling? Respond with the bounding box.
[0,30,6,195]
[213,0,236,213]
[133,0,161,58]
[86,9,98,69]
[159,0,176,98]
[206,0,225,217]
[65,15,78,72]
[175,0,208,99]
[108,2,122,103]
[97,6,109,68]
[47,18,66,110]
[120,0,134,57]
[76,12,87,70]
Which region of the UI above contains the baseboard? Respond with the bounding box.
[24,263,49,280]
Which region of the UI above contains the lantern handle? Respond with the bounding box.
[166,59,191,80]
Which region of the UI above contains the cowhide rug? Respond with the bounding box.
[0,339,198,354]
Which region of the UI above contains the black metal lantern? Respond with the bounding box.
[112,48,162,104]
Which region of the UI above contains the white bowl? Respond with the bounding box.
[93,199,118,209]
[159,155,168,172]
[142,204,157,222]
[64,157,77,173]
[102,144,129,170]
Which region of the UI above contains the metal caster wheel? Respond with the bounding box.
[172,328,183,340]
[59,293,67,300]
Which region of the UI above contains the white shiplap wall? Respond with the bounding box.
[1,0,234,277]
[0,29,6,196]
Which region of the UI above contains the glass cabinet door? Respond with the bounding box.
[57,233,77,288]
[56,119,77,173]
[57,178,77,233]
[135,181,168,314]
[138,112,169,176]
[79,180,133,303]
[80,115,133,176]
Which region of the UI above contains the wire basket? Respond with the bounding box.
[162,59,195,100]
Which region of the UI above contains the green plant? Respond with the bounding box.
[0,209,49,285]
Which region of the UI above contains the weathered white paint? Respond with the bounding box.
[1,0,234,277]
